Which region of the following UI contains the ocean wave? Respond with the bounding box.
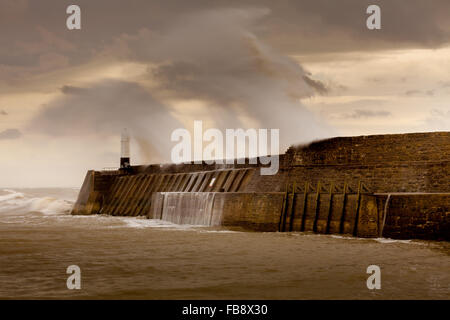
[199,229,242,234]
[373,238,412,244]
[330,234,414,244]
[108,217,207,230]
[0,189,25,202]
[0,189,73,215]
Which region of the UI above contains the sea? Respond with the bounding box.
[0,188,448,299]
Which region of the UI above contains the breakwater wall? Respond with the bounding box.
[149,190,380,237]
[72,168,255,216]
[71,131,450,241]
[378,193,450,240]
[246,131,450,193]
[150,192,285,231]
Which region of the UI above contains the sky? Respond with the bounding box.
[0,0,449,187]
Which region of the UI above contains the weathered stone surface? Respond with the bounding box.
[71,131,449,240]
[382,194,450,241]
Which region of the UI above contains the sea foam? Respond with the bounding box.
[0,189,73,215]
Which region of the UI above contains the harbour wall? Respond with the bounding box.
[71,131,450,240]
[72,168,256,216]
[149,191,380,237]
[379,193,450,240]
[247,131,449,193]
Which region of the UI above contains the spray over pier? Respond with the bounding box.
[72,131,450,241]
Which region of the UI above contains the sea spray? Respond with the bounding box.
[0,189,74,215]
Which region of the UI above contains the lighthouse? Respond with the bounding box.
[120,128,130,169]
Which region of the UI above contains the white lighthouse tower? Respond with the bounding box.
[120,128,130,169]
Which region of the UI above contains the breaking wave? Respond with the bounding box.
[0,189,74,216]
[111,217,207,230]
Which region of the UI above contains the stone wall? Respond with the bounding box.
[148,191,379,236]
[93,168,255,216]
[287,131,449,165]
[283,162,449,193]
[218,193,284,231]
[149,192,285,231]
[71,170,122,215]
[71,131,449,240]
[382,194,450,241]
[243,132,450,193]
[280,192,379,237]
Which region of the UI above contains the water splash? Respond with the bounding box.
[158,192,221,226]
[0,189,74,216]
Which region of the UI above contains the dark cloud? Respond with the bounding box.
[319,99,387,109]
[366,77,383,84]
[324,103,391,120]
[1,0,450,86]
[0,128,22,140]
[440,81,450,88]
[134,8,332,145]
[60,85,88,95]
[405,89,435,96]
[346,109,391,119]
[29,80,182,162]
[0,110,7,116]
[30,7,334,156]
[9,1,446,156]
[263,0,450,54]
[405,89,421,96]
[302,76,329,95]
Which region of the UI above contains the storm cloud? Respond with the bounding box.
[0,128,22,140]
[345,109,391,119]
[2,0,450,88]
[1,0,450,187]
[29,7,334,160]
[29,80,182,162]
